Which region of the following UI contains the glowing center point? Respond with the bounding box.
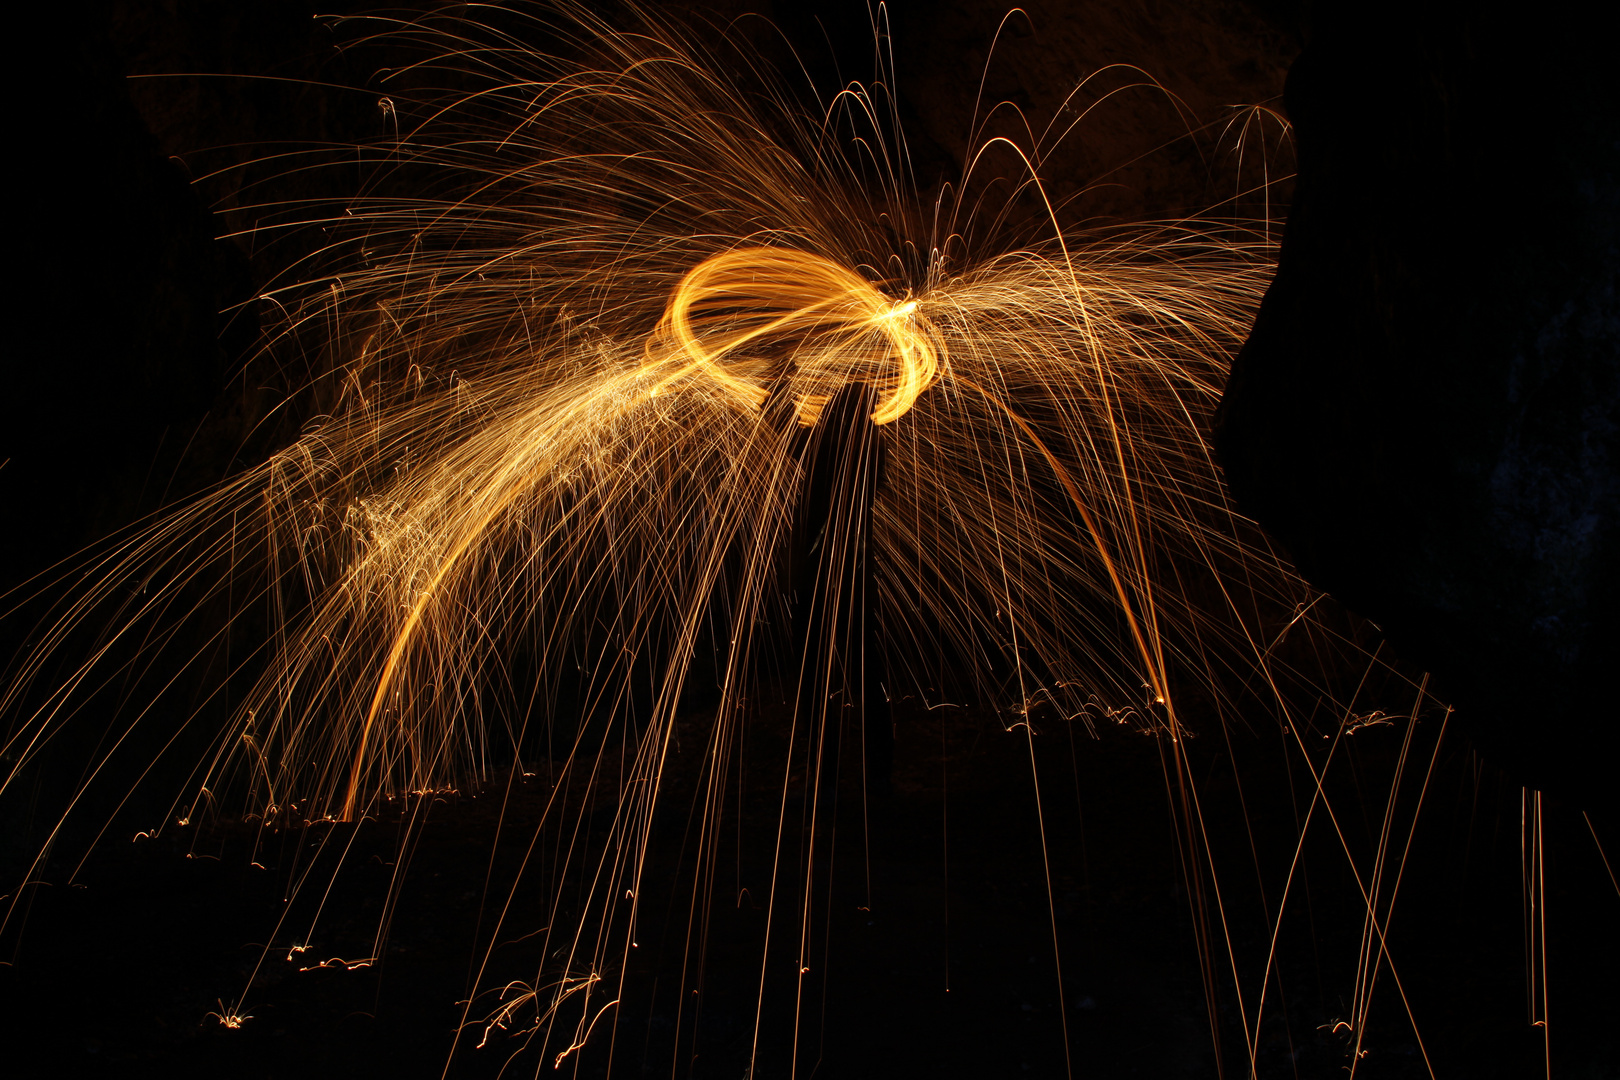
[645,247,941,425]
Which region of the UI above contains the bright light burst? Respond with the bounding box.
[0,3,1426,1075]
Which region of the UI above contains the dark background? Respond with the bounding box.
[3,3,1615,1078]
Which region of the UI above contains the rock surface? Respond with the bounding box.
[1218,1,1618,799]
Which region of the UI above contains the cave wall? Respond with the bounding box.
[4,4,251,594]
[1217,1,1618,798]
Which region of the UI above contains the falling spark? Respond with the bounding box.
[0,3,1446,1075]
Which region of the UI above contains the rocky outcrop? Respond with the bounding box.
[4,11,251,592]
[1218,2,1617,798]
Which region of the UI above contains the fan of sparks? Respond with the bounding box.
[2,1,1323,1067]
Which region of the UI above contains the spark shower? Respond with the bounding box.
[1,3,1475,1076]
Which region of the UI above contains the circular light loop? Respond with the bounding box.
[646,247,940,425]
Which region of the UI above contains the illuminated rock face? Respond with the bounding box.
[1218,2,1618,799]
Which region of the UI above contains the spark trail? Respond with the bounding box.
[0,4,1434,1075]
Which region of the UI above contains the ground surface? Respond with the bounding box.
[4,696,1615,1079]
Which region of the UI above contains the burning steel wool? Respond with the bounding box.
[8,3,1560,1077]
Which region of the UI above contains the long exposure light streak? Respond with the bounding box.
[0,3,1449,1075]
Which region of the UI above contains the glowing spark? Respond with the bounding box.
[0,4,1433,1075]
